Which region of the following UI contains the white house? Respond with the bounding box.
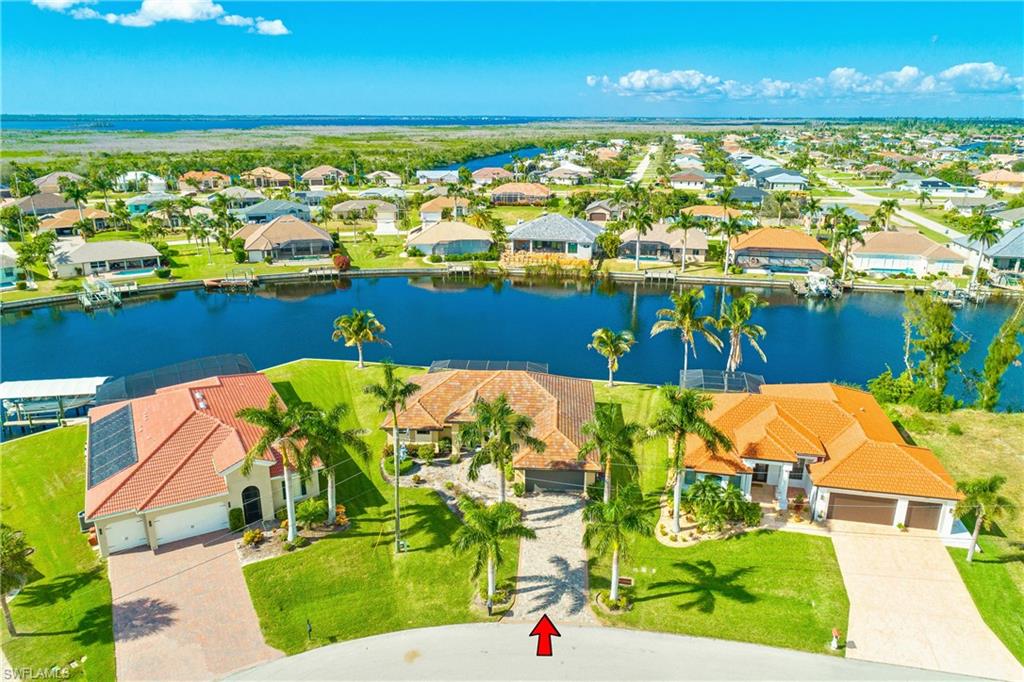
[114,171,167,193]
[508,214,603,260]
[851,231,966,277]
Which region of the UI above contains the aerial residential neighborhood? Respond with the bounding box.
[0,1,1021,681]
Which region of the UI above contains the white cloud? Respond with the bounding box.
[587,62,1023,102]
[34,0,290,36]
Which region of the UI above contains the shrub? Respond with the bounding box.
[742,501,762,527]
[333,253,351,271]
[383,456,414,476]
[411,474,424,484]
[417,444,435,465]
[867,367,915,404]
[242,528,264,546]
[428,254,442,263]
[513,481,526,497]
[908,384,958,413]
[383,443,394,458]
[947,422,963,436]
[295,497,328,530]
[598,591,629,611]
[155,267,171,279]
[438,437,452,454]
[335,503,349,526]
[407,246,424,257]
[15,281,26,290]
[659,525,668,537]
[274,507,288,521]
[449,451,461,464]
[669,534,678,542]
[293,536,309,548]
[371,245,388,258]
[444,481,455,491]
[230,238,247,264]
[228,507,245,532]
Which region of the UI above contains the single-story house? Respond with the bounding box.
[541,165,593,185]
[39,208,111,236]
[290,190,332,207]
[148,205,214,228]
[331,199,397,220]
[681,205,746,223]
[755,169,809,191]
[942,196,1005,217]
[715,186,767,206]
[490,182,552,206]
[859,164,893,178]
[114,171,166,193]
[680,383,962,536]
[231,199,311,224]
[951,225,1023,275]
[382,369,598,493]
[508,213,603,261]
[31,171,85,194]
[889,171,924,188]
[976,169,1024,194]
[584,200,625,223]
[415,170,459,185]
[241,166,291,188]
[178,170,231,191]
[670,171,709,191]
[419,197,469,225]
[366,170,403,187]
[851,231,966,277]
[472,167,514,185]
[14,192,75,217]
[126,192,179,215]
[84,372,322,556]
[0,241,21,287]
[301,165,348,189]
[215,186,264,208]
[992,207,1024,230]
[406,221,493,257]
[231,215,333,262]
[618,222,708,264]
[358,187,406,201]
[48,239,162,278]
[731,227,829,273]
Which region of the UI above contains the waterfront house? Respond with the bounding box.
[241,166,291,188]
[231,215,333,262]
[678,383,962,537]
[381,368,598,493]
[84,372,321,556]
[331,199,396,220]
[489,182,552,206]
[114,171,166,193]
[39,208,111,236]
[541,164,594,185]
[415,170,460,185]
[406,221,493,257]
[508,213,603,260]
[301,165,347,189]
[419,196,469,225]
[670,171,709,191]
[0,242,21,287]
[942,196,1006,217]
[991,207,1024,231]
[48,239,162,278]
[889,171,924,188]
[366,170,403,187]
[618,222,708,264]
[31,171,85,194]
[14,192,75,217]
[851,231,966,277]
[472,167,514,186]
[730,227,829,273]
[232,199,311,224]
[178,170,231,191]
[215,186,264,209]
[148,205,214,228]
[584,199,625,223]
[126,191,178,216]
[680,205,746,223]
[976,169,1024,194]
[951,225,1023,278]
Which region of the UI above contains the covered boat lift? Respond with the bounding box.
[0,376,109,436]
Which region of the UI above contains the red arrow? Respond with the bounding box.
[529,614,560,656]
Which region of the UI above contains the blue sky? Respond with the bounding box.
[2,1,1022,117]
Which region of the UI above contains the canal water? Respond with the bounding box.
[2,277,1020,409]
[440,146,546,171]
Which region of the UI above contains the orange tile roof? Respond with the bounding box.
[680,205,745,220]
[384,370,599,472]
[731,227,829,254]
[419,196,470,212]
[179,170,229,183]
[85,374,288,519]
[242,166,290,181]
[39,208,111,230]
[489,182,552,197]
[685,383,959,500]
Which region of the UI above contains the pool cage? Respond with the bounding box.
[429,359,549,374]
[679,370,765,394]
[94,354,256,404]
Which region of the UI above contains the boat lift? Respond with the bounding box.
[0,376,109,437]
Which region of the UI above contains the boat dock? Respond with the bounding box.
[204,269,258,290]
[79,279,124,309]
[0,376,109,437]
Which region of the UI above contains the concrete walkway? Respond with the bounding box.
[831,531,1022,681]
[229,623,975,681]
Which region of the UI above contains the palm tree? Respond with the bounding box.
[717,292,767,373]
[650,387,733,533]
[331,309,389,369]
[451,497,536,602]
[916,189,932,209]
[801,196,822,233]
[235,396,311,543]
[463,394,545,503]
[770,190,791,224]
[587,328,636,387]
[626,196,654,271]
[715,217,749,274]
[582,483,651,602]
[0,525,35,636]
[954,475,1018,562]
[833,215,866,282]
[364,361,420,553]
[299,403,369,525]
[965,214,1004,290]
[715,187,737,212]
[824,204,847,250]
[667,211,699,272]
[59,178,89,223]
[178,194,199,226]
[651,288,723,377]
[155,199,179,231]
[878,198,899,231]
[578,403,645,503]
[91,173,114,212]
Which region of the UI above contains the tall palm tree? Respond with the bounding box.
[299,403,369,525]
[717,292,767,373]
[587,328,636,387]
[965,214,1004,290]
[178,194,199,226]
[155,199,179,230]
[0,525,35,636]
[833,215,866,282]
[59,178,89,223]
[715,217,749,274]
[824,204,847,250]
[91,173,114,212]
[235,396,312,543]
[715,187,737,212]
[627,197,654,271]
[770,190,791,224]
[916,189,932,209]
[463,394,545,503]
[667,211,699,272]
[801,196,822,233]
[331,308,389,369]
[878,198,899,231]
[364,361,420,553]
[582,483,651,602]
[954,475,1017,562]
[578,403,645,503]
[650,387,733,533]
[651,288,723,377]
[451,497,536,602]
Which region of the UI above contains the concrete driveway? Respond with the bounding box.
[831,530,1022,681]
[107,532,281,681]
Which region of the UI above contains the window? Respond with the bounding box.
[728,475,742,489]
[683,469,697,485]
[300,478,308,497]
[566,242,578,254]
[789,460,806,481]
[280,481,287,498]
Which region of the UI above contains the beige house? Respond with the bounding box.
[976,169,1024,194]
[851,231,966,277]
[241,166,291,188]
[178,170,231,191]
[301,165,348,189]
[619,222,708,264]
[406,221,492,256]
[232,215,333,262]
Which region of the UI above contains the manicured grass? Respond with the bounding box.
[86,230,141,242]
[0,426,116,680]
[860,188,916,199]
[594,381,669,495]
[248,360,515,654]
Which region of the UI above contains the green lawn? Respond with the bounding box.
[0,427,116,680]
[247,360,514,654]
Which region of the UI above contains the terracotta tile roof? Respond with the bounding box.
[977,169,1024,185]
[84,374,284,519]
[472,167,513,180]
[731,227,829,254]
[179,170,229,183]
[489,182,552,198]
[681,205,744,220]
[685,383,959,500]
[242,166,290,181]
[39,208,111,230]
[301,165,347,181]
[419,196,470,213]
[384,370,598,472]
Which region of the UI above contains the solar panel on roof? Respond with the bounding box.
[429,360,549,374]
[94,354,255,404]
[87,405,138,488]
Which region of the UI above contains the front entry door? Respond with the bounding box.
[241,486,263,525]
[752,463,769,483]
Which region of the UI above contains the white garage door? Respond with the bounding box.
[154,501,229,546]
[104,516,148,554]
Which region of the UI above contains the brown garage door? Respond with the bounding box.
[827,493,897,525]
[905,500,942,530]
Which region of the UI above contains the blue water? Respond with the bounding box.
[2,278,1020,409]
[440,146,546,171]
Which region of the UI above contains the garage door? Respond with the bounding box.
[153,501,229,546]
[827,492,897,525]
[525,469,584,493]
[105,516,148,554]
[905,500,942,530]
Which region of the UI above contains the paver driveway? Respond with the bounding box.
[107,532,281,681]
[831,529,1022,681]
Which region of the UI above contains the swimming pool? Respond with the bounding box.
[111,268,154,277]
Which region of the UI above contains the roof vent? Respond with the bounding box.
[194,391,208,410]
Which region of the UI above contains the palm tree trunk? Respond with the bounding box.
[967,514,983,562]
[682,340,690,379]
[1,595,16,636]
[673,468,683,533]
[498,467,507,504]
[487,556,496,599]
[284,472,297,542]
[635,236,641,271]
[77,202,85,223]
[607,359,614,388]
[681,230,688,272]
[610,547,621,601]
[357,343,365,369]
[327,470,337,525]
[971,251,982,289]
[603,455,612,503]
[392,419,402,552]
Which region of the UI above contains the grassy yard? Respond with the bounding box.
[248,360,515,654]
[0,427,116,680]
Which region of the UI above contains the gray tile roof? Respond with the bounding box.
[508,213,603,243]
[953,226,1024,259]
[52,240,161,266]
